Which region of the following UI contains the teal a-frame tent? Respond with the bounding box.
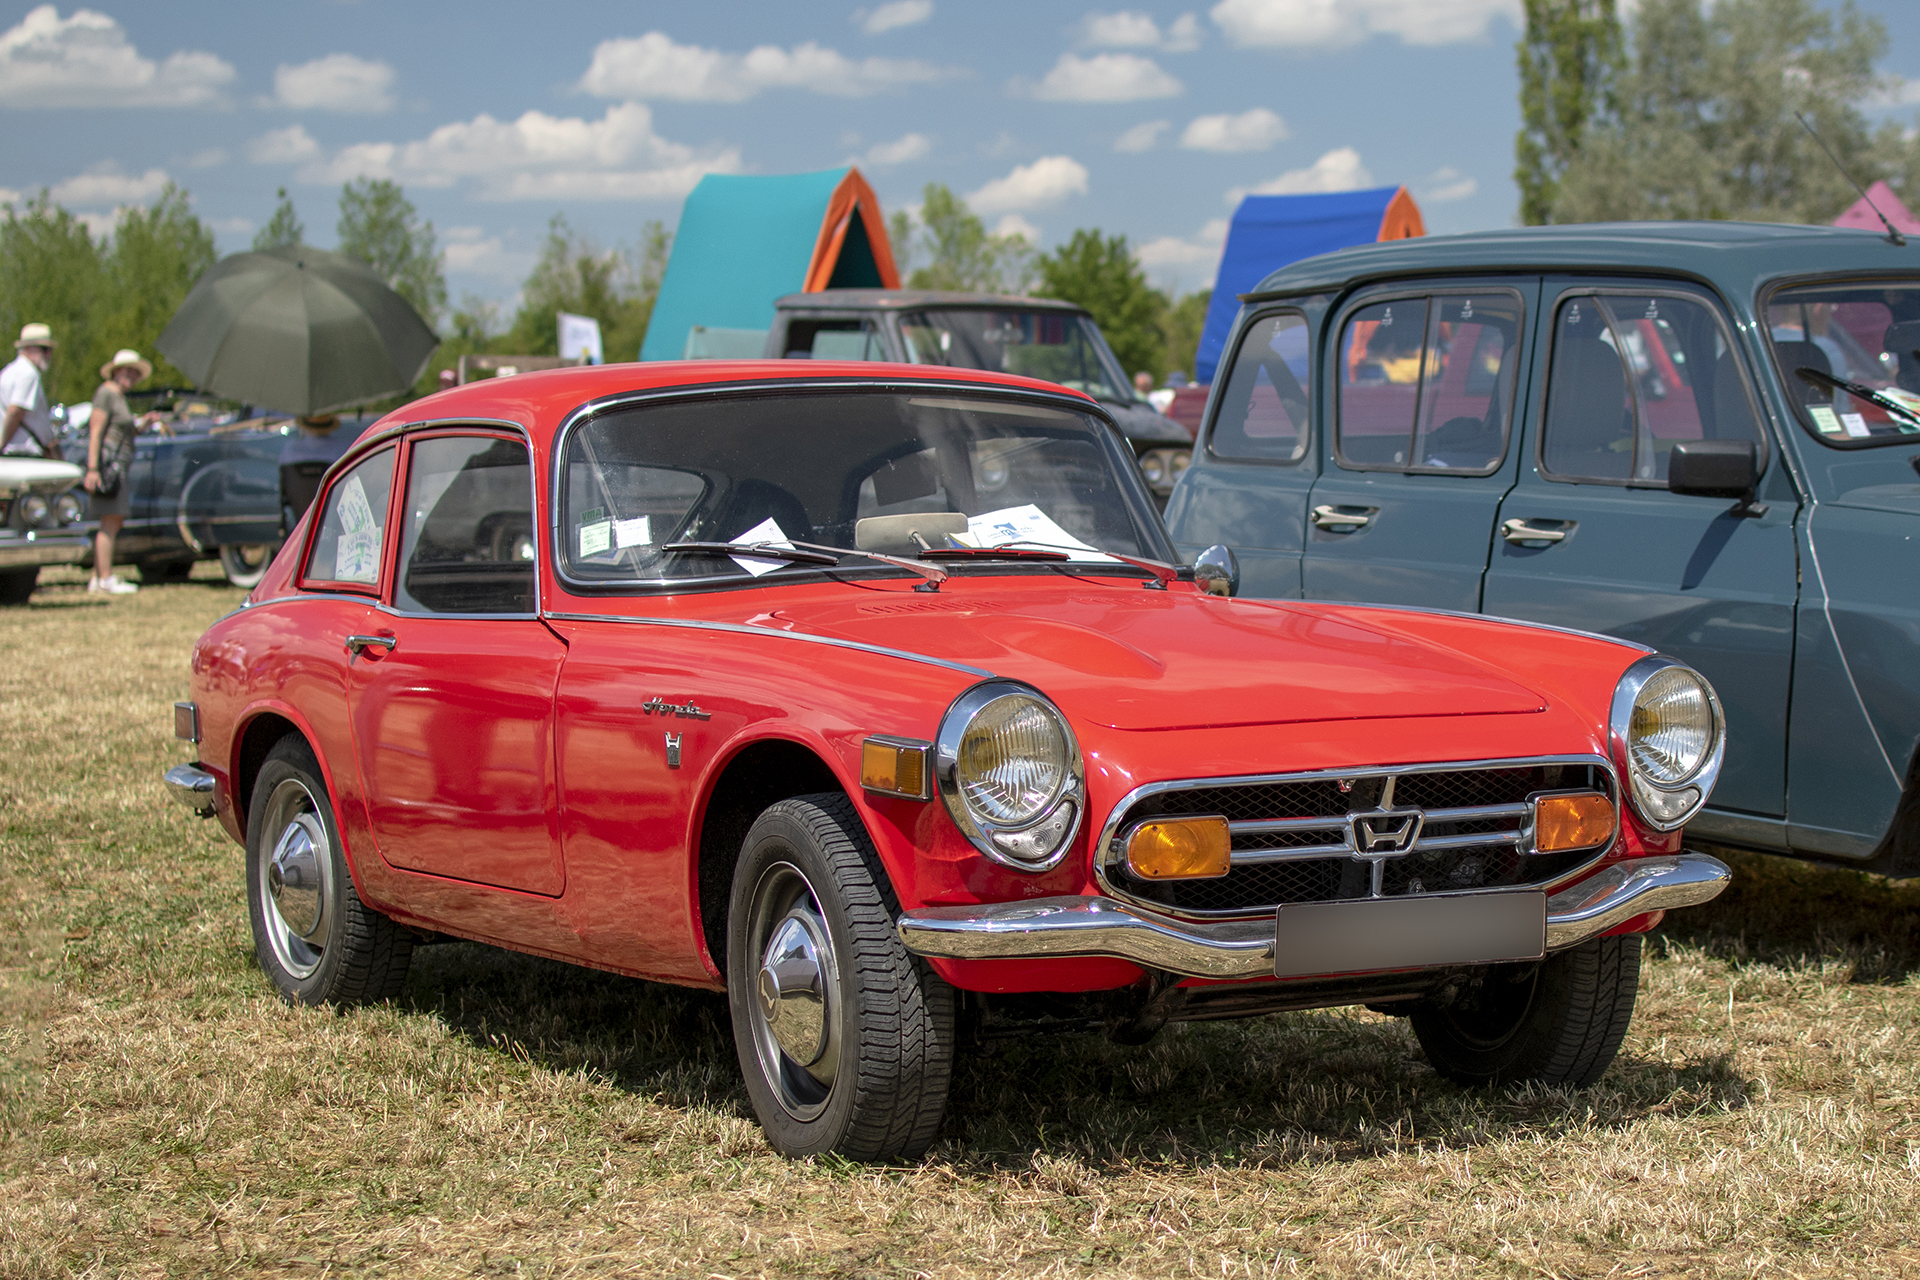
[639,166,900,361]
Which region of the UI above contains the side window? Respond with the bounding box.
[1542,293,1763,484]
[303,446,395,589]
[394,435,536,615]
[785,318,884,360]
[1336,292,1522,473]
[1209,312,1311,463]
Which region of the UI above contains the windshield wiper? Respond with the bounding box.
[1795,366,1920,428]
[926,539,1185,589]
[918,546,1071,562]
[663,541,841,568]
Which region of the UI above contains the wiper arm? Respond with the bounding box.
[918,546,1071,562]
[928,539,1185,589]
[1795,366,1920,427]
[663,541,841,568]
[788,540,948,586]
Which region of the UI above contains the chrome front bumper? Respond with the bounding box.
[898,852,1730,981]
[0,530,90,569]
[163,762,217,817]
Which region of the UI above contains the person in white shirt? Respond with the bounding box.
[1,323,59,458]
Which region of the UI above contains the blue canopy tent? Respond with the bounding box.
[639,166,900,362]
[1194,186,1424,384]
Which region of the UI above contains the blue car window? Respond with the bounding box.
[1209,312,1310,463]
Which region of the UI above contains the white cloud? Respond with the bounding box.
[1134,217,1229,287]
[1080,10,1204,51]
[274,53,395,113]
[0,4,235,107]
[1210,0,1520,48]
[48,163,168,206]
[207,216,253,237]
[864,131,931,165]
[75,209,120,237]
[579,31,957,101]
[1236,146,1373,198]
[1031,51,1182,101]
[993,213,1040,241]
[1115,119,1170,152]
[1417,165,1477,202]
[1873,75,1920,108]
[186,147,226,168]
[857,0,934,34]
[246,124,320,164]
[1180,107,1287,151]
[0,187,22,206]
[967,155,1089,214]
[300,102,741,203]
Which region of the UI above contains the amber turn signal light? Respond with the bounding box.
[862,736,931,800]
[1125,816,1232,880]
[1531,792,1615,853]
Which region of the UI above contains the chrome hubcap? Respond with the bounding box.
[269,813,328,940]
[745,863,841,1120]
[256,777,332,980]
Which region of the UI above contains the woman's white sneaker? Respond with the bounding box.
[88,575,138,595]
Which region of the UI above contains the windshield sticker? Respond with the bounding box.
[956,504,1116,562]
[1840,412,1872,438]
[1808,406,1844,435]
[613,515,652,548]
[730,516,794,577]
[334,474,381,584]
[579,520,612,557]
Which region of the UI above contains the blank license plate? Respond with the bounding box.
[1273,890,1546,979]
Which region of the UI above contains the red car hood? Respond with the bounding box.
[743,587,1547,731]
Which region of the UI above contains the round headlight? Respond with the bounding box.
[1611,657,1724,831]
[937,683,1086,871]
[17,494,50,528]
[1139,452,1167,487]
[1169,449,1191,478]
[53,492,84,525]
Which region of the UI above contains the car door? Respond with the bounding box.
[1300,281,1537,611]
[1481,281,1800,823]
[345,429,568,896]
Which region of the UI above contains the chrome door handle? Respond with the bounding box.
[344,634,398,657]
[1501,518,1572,545]
[1312,504,1375,531]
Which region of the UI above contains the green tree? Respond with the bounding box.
[0,193,107,404]
[253,187,304,251]
[336,177,447,329]
[96,183,216,390]
[1514,0,1624,225]
[1159,289,1211,382]
[505,216,671,364]
[1033,229,1167,383]
[1551,0,1887,223]
[897,184,1033,294]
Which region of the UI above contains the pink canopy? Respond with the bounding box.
[1833,180,1920,234]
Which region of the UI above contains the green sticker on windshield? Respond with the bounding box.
[1808,406,1844,435]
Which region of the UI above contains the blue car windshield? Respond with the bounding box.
[1766,280,1920,448]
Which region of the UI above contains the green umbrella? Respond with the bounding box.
[157,245,439,416]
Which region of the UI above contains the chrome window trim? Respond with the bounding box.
[388,423,542,621]
[1534,283,1772,488]
[541,610,997,679]
[544,375,1172,594]
[934,679,1087,873]
[1609,653,1727,831]
[1092,753,1621,922]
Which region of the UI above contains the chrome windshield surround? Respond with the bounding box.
[1093,755,1620,922]
[936,680,1087,873]
[1609,654,1727,832]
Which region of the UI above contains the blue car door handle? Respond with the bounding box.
[1501,518,1574,546]
[1312,504,1376,531]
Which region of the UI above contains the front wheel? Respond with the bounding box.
[1411,933,1642,1088]
[245,735,412,1005]
[726,794,954,1161]
[218,542,278,589]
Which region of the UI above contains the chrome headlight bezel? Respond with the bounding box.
[1609,655,1725,831]
[935,681,1086,872]
[53,491,84,525]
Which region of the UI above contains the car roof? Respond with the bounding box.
[770,288,1090,314]
[364,359,1104,450]
[1242,220,1918,302]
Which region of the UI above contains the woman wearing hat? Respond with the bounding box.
[84,349,164,595]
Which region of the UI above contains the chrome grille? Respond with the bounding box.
[1102,759,1615,918]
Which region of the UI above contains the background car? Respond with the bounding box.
[1166,221,1920,876]
[0,455,91,604]
[166,359,1729,1161]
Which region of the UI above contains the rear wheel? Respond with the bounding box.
[219,542,277,589]
[1411,934,1641,1088]
[246,736,412,1005]
[0,567,37,606]
[726,794,954,1160]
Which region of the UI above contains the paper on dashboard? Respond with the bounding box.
[955,504,1116,561]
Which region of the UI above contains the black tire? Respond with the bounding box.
[0,567,37,606]
[245,735,412,1005]
[726,794,954,1161]
[219,542,278,589]
[1411,934,1642,1089]
[138,558,196,581]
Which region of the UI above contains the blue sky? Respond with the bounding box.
[3,0,1918,312]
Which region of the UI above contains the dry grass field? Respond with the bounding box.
[4,564,1920,1278]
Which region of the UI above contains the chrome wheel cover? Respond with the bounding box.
[256,776,332,980]
[745,861,842,1121]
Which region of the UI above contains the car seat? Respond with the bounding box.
[1543,324,1633,480]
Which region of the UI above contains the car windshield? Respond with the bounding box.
[559,387,1165,587]
[1765,279,1920,447]
[896,309,1132,402]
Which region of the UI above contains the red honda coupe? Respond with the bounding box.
[165,361,1730,1160]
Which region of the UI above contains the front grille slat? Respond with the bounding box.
[1106,759,1614,918]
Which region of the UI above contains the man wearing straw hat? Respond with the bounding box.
[1,322,60,459]
[84,348,164,595]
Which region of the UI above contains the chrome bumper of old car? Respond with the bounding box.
[0,530,90,569]
[897,853,1730,980]
[163,762,218,818]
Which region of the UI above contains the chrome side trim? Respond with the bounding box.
[896,852,1731,980]
[541,611,997,679]
[163,762,217,818]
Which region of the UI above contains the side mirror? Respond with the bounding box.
[1668,440,1758,499]
[1193,544,1239,597]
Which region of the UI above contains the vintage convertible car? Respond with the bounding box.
[0,455,91,603]
[165,361,1730,1160]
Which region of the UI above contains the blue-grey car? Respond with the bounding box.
[1166,222,1920,872]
